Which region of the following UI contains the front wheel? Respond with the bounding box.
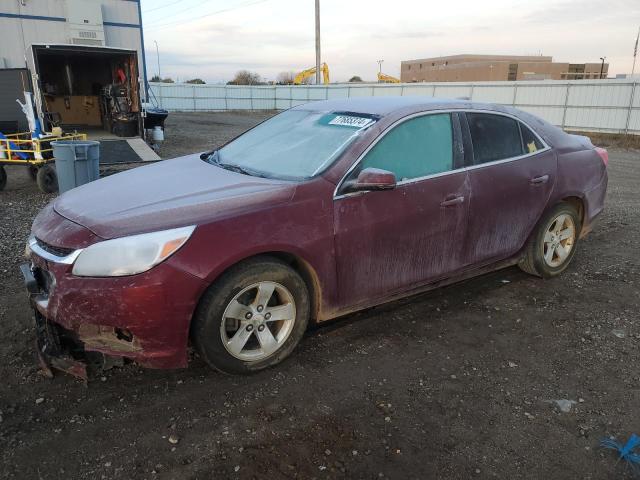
[36,165,58,193]
[192,256,310,374]
[519,202,581,278]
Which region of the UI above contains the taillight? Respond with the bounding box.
[595,147,608,167]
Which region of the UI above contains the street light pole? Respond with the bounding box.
[315,0,321,84]
[632,26,639,76]
[154,40,161,80]
[600,57,606,79]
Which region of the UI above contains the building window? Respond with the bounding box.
[407,65,411,70]
[419,63,422,69]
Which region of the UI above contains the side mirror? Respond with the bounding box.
[342,167,397,194]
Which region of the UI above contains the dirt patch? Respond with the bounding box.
[158,111,276,159]
[1,113,639,479]
[568,130,640,150]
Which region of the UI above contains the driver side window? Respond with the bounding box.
[357,113,453,181]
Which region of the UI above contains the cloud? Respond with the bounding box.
[141,0,640,82]
[524,0,640,24]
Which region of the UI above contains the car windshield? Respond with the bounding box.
[215,110,377,180]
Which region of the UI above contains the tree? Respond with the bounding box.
[276,71,296,84]
[227,70,262,85]
[160,77,175,83]
[150,74,161,82]
[349,76,363,83]
[186,78,206,84]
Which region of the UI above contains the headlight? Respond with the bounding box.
[72,226,196,277]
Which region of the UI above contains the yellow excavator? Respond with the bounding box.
[377,72,401,83]
[294,63,330,85]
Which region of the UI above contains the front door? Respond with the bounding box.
[333,112,470,308]
[462,112,557,265]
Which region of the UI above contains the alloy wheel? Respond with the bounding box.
[542,213,576,268]
[220,281,296,361]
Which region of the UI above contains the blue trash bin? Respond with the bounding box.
[51,140,100,193]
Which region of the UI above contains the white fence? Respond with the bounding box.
[148,80,640,135]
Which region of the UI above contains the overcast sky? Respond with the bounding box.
[141,0,640,83]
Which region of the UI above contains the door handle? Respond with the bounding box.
[530,174,550,185]
[440,195,465,207]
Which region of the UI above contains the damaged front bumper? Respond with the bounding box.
[21,263,91,381]
[20,242,206,379]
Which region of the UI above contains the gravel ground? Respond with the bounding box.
[0,112,639,479]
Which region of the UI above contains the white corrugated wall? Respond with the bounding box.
[148,80,640,135]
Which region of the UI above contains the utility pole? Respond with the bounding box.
[154,40,161,80]
[315,0,321,84]
[377,59,383,73]
[600,57,606,79]
[632,26,639,76]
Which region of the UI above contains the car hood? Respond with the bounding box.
[53,154,296,239]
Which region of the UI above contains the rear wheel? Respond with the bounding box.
[28,165,38,181]
[36,165,58,193]
[0,166,6,191]
[192,256,310,374]
[519,202,581,278]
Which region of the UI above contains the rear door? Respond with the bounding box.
[333,112,470,307]
[462,112,556,265]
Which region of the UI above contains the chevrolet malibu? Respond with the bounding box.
[22,97,608,377]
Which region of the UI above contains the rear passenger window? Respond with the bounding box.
[466,113,523,164]
[359,113,453,181]
[520,124,544,154]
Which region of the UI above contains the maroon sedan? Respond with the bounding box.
[22,97,608,377]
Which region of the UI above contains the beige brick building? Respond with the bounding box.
[400,54,609,82]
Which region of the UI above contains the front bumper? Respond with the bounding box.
[21,244,207,375]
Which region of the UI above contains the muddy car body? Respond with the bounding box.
[22,97,608,375]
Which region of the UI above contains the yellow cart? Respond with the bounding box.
[0,132,87,193]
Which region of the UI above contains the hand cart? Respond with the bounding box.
[0,131,87,193]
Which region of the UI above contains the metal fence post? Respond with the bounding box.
[624,81,637,135]
[561,82,571,129]
[155,84,163,108]
[512,83,518,106]
[469,83,475,100]
[192,85,196,111]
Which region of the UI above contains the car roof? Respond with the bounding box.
[292,95,472,116]
[291,95,568,146]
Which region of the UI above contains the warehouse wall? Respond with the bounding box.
[0,0,144,84]
[148,80,640,135]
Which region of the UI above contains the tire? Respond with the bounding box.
[519,202,581,278]
[192,256,310,374]
[0,166,6,191]
[36,165,58,193]
[28,165,38,181]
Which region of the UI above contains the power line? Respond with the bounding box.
[144,0,272,30]
[143,0,191,14]
[143,0,211,17]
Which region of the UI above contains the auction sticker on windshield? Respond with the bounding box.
[328,115,375,128]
